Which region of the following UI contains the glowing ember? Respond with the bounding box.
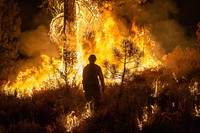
[137,104,159,130]
[60,102,93,132]
[152,79,161,97]
[151,104,159,115]
[190,81,199,96]
[137,117,143,131]
[137,106,148,131]
[190,82,200,117]
[195,104,200,117]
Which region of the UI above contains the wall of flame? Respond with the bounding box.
[2,0,161,98]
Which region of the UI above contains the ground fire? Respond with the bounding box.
[0,0,200,132]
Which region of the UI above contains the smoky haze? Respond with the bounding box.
[18,25,59,58]
[17,0,197,59]
[4,0,198,87]
[139,0,194,53]
[9,11,59,81]
[110,0,195,54]
[16,0,197,63]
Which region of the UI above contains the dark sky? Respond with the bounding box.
[18,0,44,31]
[18,0,200,36]
[175,0,200,36]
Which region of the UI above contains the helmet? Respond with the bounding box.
[88,54,97,62]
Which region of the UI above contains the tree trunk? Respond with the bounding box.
[0,0,21,83]
[63,0,76,85]
[119,48,127,97]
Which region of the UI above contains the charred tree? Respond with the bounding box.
[0,0,21,82]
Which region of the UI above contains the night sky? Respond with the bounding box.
[18,0,200,37]
[175,0,200,36]
[18,0,46,31]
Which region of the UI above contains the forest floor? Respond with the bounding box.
[1,67,200,133]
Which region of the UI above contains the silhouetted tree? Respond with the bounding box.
[104,39,143,96]
[114,39,143,87]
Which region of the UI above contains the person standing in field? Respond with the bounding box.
[82,54,105,110]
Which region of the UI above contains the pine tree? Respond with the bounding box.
[104,39,143,97]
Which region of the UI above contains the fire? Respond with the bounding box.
[59,101,93,132]
[49,0,161,76]
[190,81,199,96]
[136,106,150,131]
[189,81,200,117]
[137,104,159,130]
[152,79,165,97]
[3,55,66,98]
[2,0,161,98]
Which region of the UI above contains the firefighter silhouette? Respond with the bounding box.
[82,54,105,110]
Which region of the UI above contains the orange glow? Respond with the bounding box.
[3,55,66,98]
[60,101,93,132]
[2,0,161,98]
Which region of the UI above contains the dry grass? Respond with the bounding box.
[1,46,200,132]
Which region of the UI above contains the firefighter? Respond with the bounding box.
[82,54,105,110]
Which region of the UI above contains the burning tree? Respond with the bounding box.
[46,0,103,81]
[41,0,103,85]
[42,0,77,85]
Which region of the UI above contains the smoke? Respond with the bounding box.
[18,25,59,58]
[31,12,52,30]
[138,0,194,53]
[17,0,194,61]
[17,9,59,58]
[7,10,60,81]
[5,24,59,81]
[9,0,196,78]
[106,0,195,54]
[111,2,140,37]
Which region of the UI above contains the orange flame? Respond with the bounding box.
[3,55,65,98]
[2,0,161,98]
